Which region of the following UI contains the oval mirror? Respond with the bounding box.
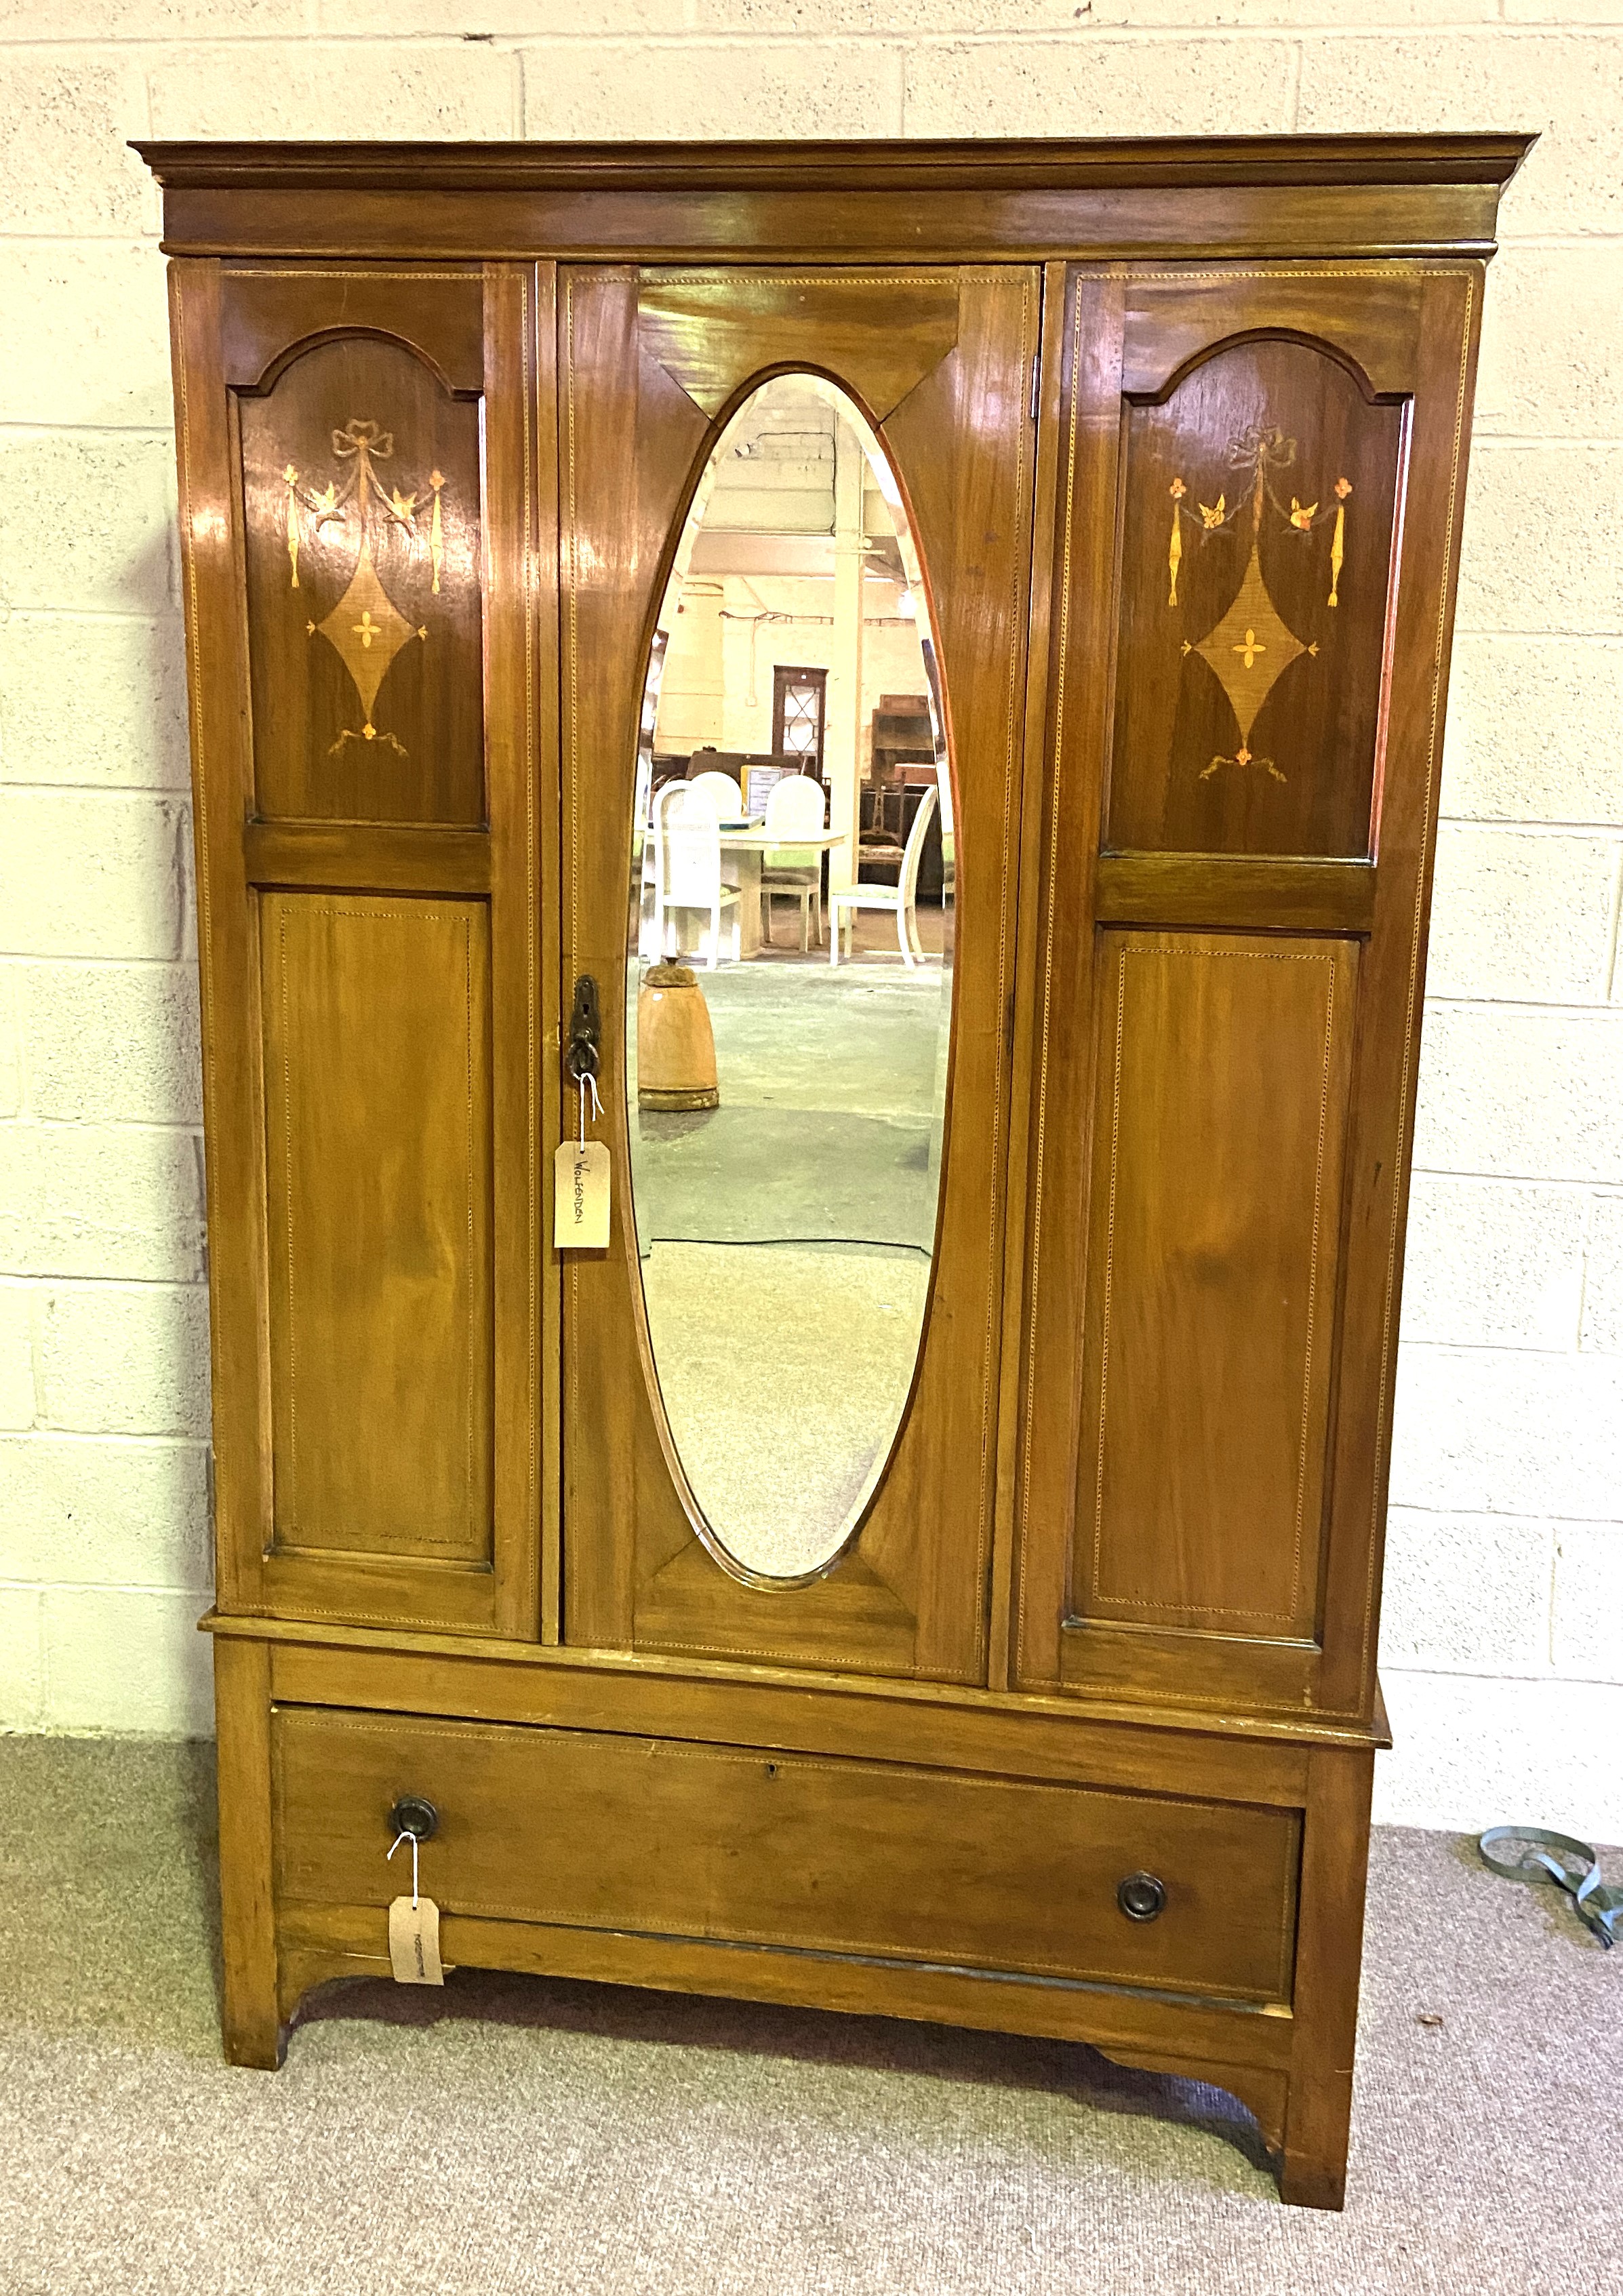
[624,375,956,1581]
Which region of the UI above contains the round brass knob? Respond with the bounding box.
[1117,1870,1167,1922]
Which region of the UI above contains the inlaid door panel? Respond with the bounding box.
[227,271,487,825]
[1010,262,1483,1719]
[561,264,1039,1682]
[170,258,553,1636]
[1109,324,1405,859]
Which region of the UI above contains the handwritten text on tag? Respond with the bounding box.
[555,1140,610,1250]
[388,1893,445,1986]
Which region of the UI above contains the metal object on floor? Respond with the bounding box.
[1478,1827,1622,1948]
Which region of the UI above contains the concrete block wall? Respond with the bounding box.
[0,2,1618,1838]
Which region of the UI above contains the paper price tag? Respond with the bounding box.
[555,1140,611,1250]
[388,1894,445,1986]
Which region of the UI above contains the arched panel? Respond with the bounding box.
[239,330,485,824]
[1121,268,1421,400]
[638,270,961,420]
[219,264,485,393]
[1108,336,1404,860]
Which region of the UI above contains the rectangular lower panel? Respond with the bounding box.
[261,892,493,1562]
[1075,930,1357,1639]
[273,1705,1301,2005]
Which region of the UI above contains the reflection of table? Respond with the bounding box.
[717,827,848,957]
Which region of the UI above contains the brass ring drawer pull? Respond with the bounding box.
[1117,1870,1167,1922]
[389,1795,439,1844]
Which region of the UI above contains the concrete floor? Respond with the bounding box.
[625,924,950,1576]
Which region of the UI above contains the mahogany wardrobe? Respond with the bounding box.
[141,135,1528,2209]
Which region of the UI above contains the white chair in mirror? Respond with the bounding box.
[687,769,746,897]
[687,770,744,820]
[759,772,826,951]
[652,779,741,970]
[830,784,937,969]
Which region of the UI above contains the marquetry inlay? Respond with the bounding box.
[1168,424,1350,785]
[283,417,443,757]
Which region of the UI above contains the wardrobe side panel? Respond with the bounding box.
[169,258,264,1615]
[169,259,546,1636]
[1014,264,1483,1719]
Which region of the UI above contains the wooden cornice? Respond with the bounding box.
[136,133,1534,196]
[135,134,1535,266]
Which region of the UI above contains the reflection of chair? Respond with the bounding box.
[685,772,745,897]
[830,784,937,970]
[652,780,740,970]
[687,770,743,821]
[759,773,826,951]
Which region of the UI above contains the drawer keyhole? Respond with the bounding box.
[1117,1870,1167,1922]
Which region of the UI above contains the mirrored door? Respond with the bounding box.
[560,265,1039,1681]
[627,374,955,1587]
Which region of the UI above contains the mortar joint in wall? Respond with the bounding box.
[26,1288,42,1433]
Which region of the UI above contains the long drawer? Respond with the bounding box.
[272,1706,1301,2006]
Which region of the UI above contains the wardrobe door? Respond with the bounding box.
[171,260,553,1635]
[1011,264,1483,1719]
[560,266,1039,1681]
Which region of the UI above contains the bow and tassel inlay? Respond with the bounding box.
[1166,426,1351,785]
[282,418,447,759]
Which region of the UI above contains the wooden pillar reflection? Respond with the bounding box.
[825,424,865,894]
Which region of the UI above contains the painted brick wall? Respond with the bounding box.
[0,1,1618,1838]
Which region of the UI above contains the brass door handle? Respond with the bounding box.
[567,973,601,1084]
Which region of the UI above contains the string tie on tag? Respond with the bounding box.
[386,1827,420,1909]
[578,1068,603,1149]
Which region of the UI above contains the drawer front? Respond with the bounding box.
[273,1707,1300,2005]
